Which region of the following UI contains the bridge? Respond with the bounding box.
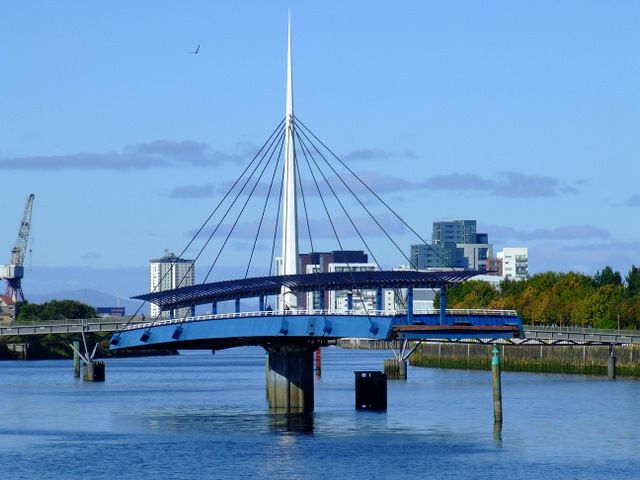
[5,319,637,347]
[103,19,526,413]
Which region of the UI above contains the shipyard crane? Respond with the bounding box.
[1,194,35,303]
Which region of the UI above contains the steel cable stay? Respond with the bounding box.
[294,116,455,313]
[265,153,286,310]
[180,127,287,319]
[165,125,285,322]
[291,136,325,325]
[244,133,285,279]
[293,116,456,271]
[294,126,381,268]
[114,119,286,333]
[293,127,375,326]
[293,118,413,269]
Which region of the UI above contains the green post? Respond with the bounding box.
[492,346,503,426]
[73,340,80,378]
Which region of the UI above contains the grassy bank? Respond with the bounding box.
[410,343,640,377]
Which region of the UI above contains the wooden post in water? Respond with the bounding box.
[73,340,80,378]
[491,346,503,427]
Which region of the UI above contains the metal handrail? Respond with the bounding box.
[525,325,640,337]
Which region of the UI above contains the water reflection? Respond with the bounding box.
[493,421,503,448]
[268,413,314,434]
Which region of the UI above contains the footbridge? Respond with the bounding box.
[110,270,523,351]
[109,20,525,413]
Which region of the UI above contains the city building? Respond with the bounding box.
[149,250,195,319]
[498,247,529,280]
[297,250,378,312]
[410,219,492,272]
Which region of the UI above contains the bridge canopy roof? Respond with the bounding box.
[132,270,480,311]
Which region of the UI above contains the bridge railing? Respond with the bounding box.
[524,325,640,337]
[123,308,518,330]
[9,316,136,327]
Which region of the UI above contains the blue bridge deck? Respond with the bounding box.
[110,308,523,350]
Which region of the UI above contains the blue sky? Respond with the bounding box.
[1,1,639,299]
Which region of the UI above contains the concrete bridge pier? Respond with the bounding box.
[264,343,316,413]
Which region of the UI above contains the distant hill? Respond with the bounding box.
[27,289,145,315]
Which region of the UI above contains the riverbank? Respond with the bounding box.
[409,343,640,377]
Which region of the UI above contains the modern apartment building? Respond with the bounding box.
[410,219,492,272]
[149,250,195,319]
[497,247,529,280]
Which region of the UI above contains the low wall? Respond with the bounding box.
[410,343,640,377]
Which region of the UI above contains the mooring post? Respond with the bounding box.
[439,286,447,324]
[73,340,80,378]
[608,345,617,379]
[492,346,503,427]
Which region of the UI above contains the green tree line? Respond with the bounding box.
[441,265,640,329]
[16,300,96,322]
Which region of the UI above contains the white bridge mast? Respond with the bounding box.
[280,13,298,311]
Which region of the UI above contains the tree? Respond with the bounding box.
[593,266,622,288]
[16,300,96,322]
[625,265,640,296]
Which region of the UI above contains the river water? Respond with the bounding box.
[0,347,638,479]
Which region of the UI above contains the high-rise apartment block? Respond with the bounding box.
[410,219,492,272]
[149,250,195,319]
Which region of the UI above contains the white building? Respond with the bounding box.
[149,250,195,319]
[498,247,528,280]
[327,262,379,312]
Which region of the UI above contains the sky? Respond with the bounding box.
[1,1,639,300]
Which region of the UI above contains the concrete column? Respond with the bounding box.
[84,361,95,381]
[265,344,315,413]
[383,359,407,380]
[439,287,447,324]
[73,340,80,378]
[83,361,105,382]
[492,346,503,426]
